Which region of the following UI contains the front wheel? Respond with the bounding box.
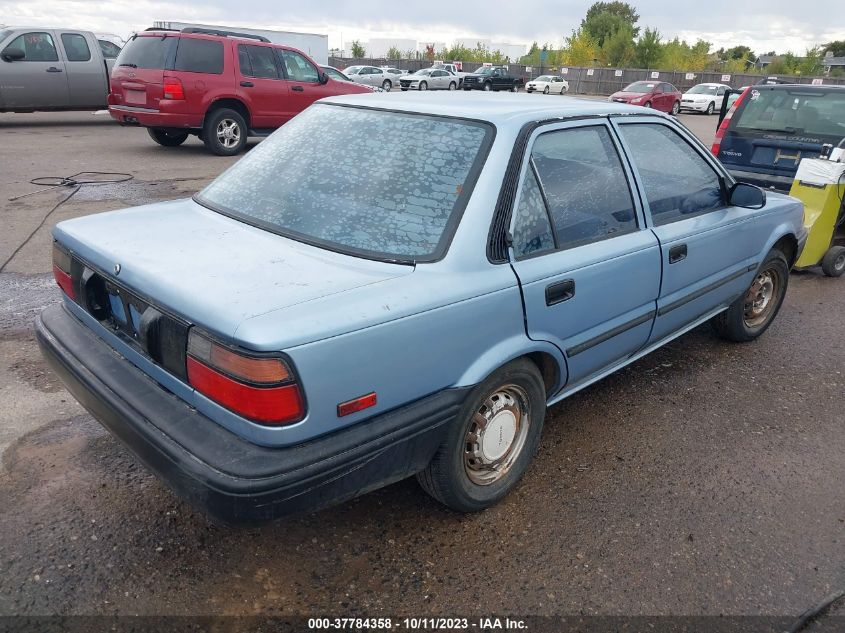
[671,100,681,115]
[821,245,845,277]
[511,83,519,92]
[711,249,789,342]
[543,86,550,94]
[483,82,492,92]
[416,358,546,512]
[643,101,652,108]
[706,101,715,115]
[419,81,428,91]
[202,108,247,156]
[147,128,189,147]
[382,79,392,92]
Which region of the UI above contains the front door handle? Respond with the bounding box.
[291,85,304,92]
[669,244,688,264]
[46,66,63,73]
[545,279,575,306]
[240,81,254,87]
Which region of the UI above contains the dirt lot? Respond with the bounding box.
[0,106,843,625]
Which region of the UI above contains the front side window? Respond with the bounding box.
[197,105,493,261]
[530,126,638,250]
[4,32,59,62]
[61,33,91,62]
[281,50,319,82]
[174,38,223,74]
[618,123,724,225]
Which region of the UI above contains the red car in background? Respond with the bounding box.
[608,81,682,115]
[109,28,371,155]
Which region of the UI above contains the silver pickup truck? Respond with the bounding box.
[0,27,121,112]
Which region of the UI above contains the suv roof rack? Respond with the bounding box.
[180,27,270,43]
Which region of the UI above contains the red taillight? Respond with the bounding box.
[186,330,304,425]
[163,77,184,100]
[52,243,75,299]
[712,87,750,157]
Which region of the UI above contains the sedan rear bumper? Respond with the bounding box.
[36,303,467,523]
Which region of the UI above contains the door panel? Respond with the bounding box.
[1,31,69,108]
[238,44,289,127]
[59,32,107,107]
[509,121,661,388]
[613,117,765,343]
[278,49,330,114]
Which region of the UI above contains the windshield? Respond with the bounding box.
[688,85,719,95]
[623,82,655,93]
[344,65,363,74]
[535,75,555,82]
[197,105,493,262]
[733,88,845,138]
[475,67,495,75]
[414,69,433,76]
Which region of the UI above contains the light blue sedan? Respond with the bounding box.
[37,93,807,522]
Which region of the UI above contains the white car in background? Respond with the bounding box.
[525,75,569,95]
[398,68,459,91]
[680,83,731,115]
[344,65,396,91]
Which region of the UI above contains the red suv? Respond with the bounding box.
[108,28,371,155]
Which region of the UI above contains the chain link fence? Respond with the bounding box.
[328,57,845,95]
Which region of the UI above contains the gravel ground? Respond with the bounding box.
[0,108,842,624]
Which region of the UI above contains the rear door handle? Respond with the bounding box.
[46,67,63,73]
[669,244,688,264]
[291,85,304,92]
[240,81,254,87]
[545,279,575,306]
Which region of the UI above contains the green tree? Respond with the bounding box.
[798,47,824,75]
[719,45,755,61]
[633,27,662,68]
[582,11,628,47]
[823,40,845,57]
[386,46,402,60]
[582,1,640,37]
[600,24,635,66]
[562,29,598,67]
[350,40,366,58]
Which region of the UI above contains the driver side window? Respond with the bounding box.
[281,49,319,82]
[4,32,59,62]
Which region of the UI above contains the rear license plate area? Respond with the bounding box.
[125,89,146,105]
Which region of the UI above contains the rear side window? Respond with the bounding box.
[240,45,279,79]
[61,33,91,62]
[618,123,723,225]
[174,38,223,74]
[116,36,173,69]
[529,126,638,251]
[3,32,59,62]
[98,39,122,59]
[733,88,845,139]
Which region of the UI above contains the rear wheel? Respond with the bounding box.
[416,358,546,512]
[821,246,845,277]
[671,100,680,115]
[382,79,392,91]
[706,101,715,115]
[711,249,789,342]
[448,81,457,90]
[202,108,247,156]
[147,128,189,147]
[511,83,519,92]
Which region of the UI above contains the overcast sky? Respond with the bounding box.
[2,0,843,55]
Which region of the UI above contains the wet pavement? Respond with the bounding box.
[0,110,842,621]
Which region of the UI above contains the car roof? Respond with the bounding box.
[320,92,655,126]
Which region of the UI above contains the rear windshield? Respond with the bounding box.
[624,82,655,93]
[688,85,719,95]
[174,38,223,74]
[733,88,845,139]
[115,35,174,69]
[196,104,493,262]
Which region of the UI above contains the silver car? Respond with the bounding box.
[344,65,395,91]
[398,68,459,91]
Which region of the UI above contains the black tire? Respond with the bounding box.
[419,81,428,91]
[202,108,247,156]
[671,100,680,115]
[448,81,457,91]
[644,101,652,108]
[543,86,550,94]
[416,358,546,513]
[706,101,715,115]
[382,79,392,91]
[821,245,845,277]
[711,248,789,342]
[483,81,492,92]
[147,128,189,147]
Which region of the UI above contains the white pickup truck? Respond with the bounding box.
[433,61,466,86]
[0,27,121,112]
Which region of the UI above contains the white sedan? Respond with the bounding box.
[680,83,731,115]
[525,75,569,95]
[398,68,460,91]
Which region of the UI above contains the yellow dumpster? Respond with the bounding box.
[790,158,845,276]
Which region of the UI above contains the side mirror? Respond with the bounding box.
[729,182,766,209]
[2,48,25,62]
[319,72,329,85]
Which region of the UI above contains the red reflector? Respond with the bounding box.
[163,77,184,100]
[53,264,75,300]
[187,356,303,425]
[337,392,377,417]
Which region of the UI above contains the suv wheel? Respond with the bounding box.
[416,358,545,512]
[483,82,492,92]
[711,248,789,342]
[203,108,247,156]
[147,128,189,147]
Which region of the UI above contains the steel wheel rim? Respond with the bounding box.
[743,268,779,328]
[382,80,391,91]
[835,252,845,271]
[464,384,530,486]
[216,119,241,149]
